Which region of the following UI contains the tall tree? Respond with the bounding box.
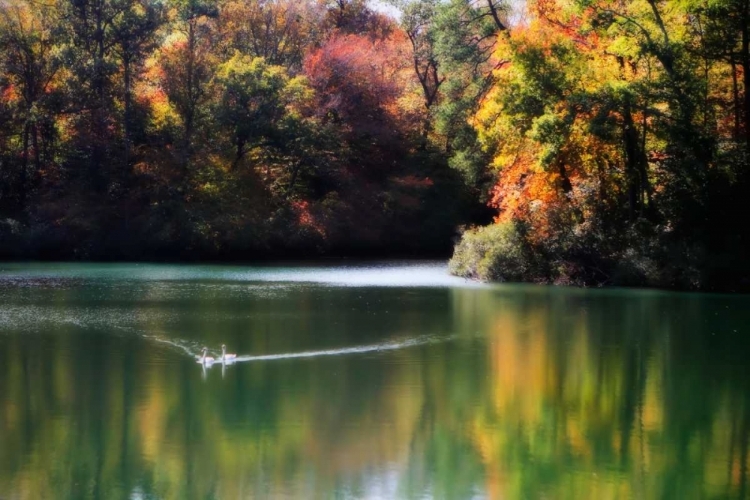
[161,0,219,170]
[0,0,59,206]
[690,0,750,146]
[58,0,124,186]
[399,0,443,148]
[214,53,308,169]
[111,0,164,168]
[431,0,506,187]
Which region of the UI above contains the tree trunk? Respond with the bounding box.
[124,57,132,168]
[558,162,572,194]
[639,109,655,218]
[486,0,508,31]
[419,116,431,151]
[741,0,750,148]
[183,20,196,171]
[731,57,741,141]
[623,98,643,219]
[288,160,302,193]
[20,122,30,208]
[92,0,107,189]
[31,123,40,177]
[232,138,245,170]
[183,113,194,171]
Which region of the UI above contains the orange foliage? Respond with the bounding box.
[489,155,583,243]
[1,84,19,103]
[292,200,326,237]
[477,2,629,241]
[490,161,559,223]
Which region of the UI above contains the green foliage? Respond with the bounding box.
[0,0,748,288]
[449,222,534,282]
[175,0,219,21]
[214,54,297,162]
[0,0,478,261]
[447,0,750,290]
[410,0,502,193]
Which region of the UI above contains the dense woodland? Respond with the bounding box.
[1,0,749,290]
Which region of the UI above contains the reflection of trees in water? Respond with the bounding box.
[451,288,750,498]
[1,284,749,498]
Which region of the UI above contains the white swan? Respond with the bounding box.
[198,347,215,366]
[221,344,237,363]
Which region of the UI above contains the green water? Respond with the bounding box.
[0,262,749,499]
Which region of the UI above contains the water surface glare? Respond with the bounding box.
[1,262,750,499]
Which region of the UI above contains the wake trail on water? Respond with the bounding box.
[2,316,449,362]
[232,335,448,363]
[144,334,204,357]
[110,324,452,363]
[110,324,204,357]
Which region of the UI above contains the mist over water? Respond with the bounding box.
[1,262,750,499]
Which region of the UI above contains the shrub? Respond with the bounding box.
[449,222,533,281]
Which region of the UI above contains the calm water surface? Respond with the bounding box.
[1,262,749,499]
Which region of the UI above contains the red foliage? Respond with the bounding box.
[532,0,598,49]
[392,175,434,188]
[303,33,412,142]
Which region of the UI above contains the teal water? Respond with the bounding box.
[0,262,749,499]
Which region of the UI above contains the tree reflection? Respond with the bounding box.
[1,281,749,499]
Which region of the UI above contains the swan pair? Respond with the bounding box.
[198,344,236,366]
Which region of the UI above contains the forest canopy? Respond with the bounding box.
[1,0,749,290]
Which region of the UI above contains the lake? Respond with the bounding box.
[1,262,749,499]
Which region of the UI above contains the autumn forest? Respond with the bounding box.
[1,0,749,290]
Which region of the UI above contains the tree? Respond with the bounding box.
[398,0,443,148]
[159,0,219,171]
[221,0,322,73]
[322,0,387,36]
[428,0,506,189]
[214,53,311,170]
[687,0,750,146]
[57,0,128,186]
[110,0,164,168]
[303,33,411,146]
[0,0,59,206]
